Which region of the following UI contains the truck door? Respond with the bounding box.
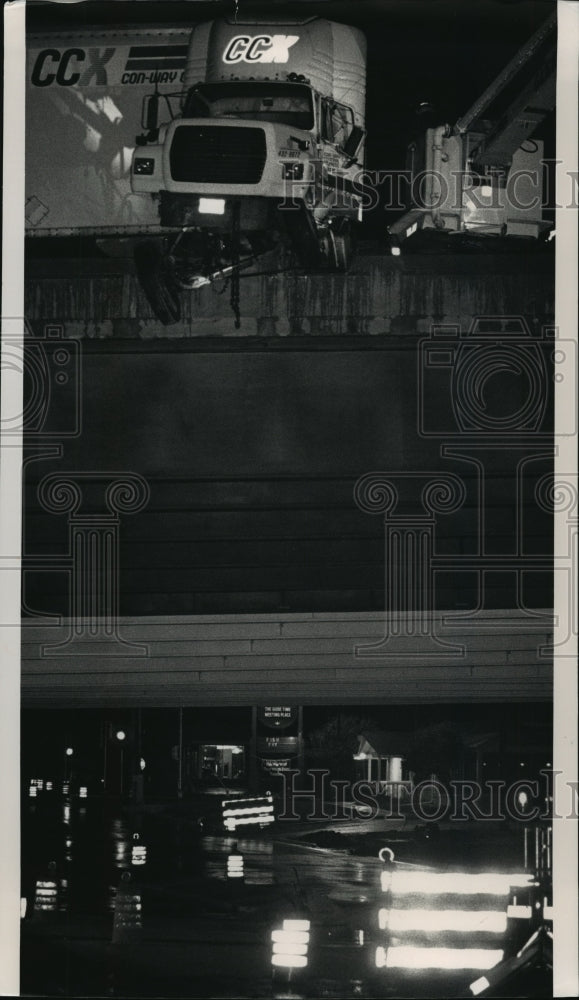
[321,97,355,152]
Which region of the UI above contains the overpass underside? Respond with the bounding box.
[22,249,555,708]
[21,610,553,709]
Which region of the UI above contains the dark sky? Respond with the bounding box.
[26,0,555,133]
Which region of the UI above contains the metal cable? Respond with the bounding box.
[230,203,241,329]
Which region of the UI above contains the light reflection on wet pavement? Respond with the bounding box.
[21,796,550,998]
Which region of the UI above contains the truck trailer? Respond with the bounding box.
[130,16,367,323]
[26,28,192,236]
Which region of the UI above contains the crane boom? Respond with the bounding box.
[388,12,557,248]
[458,11,556,171]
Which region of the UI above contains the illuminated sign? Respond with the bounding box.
[271,919,310,969]
[257,736,298,754]
[258,706,297,729]
[261,757,294,776]
[227,852,244,880]
[223,35,299,65]
[380,870,533,896]
[378,908,507,934]
[131,845,147,867]
[34,880,58,913]
[375,946,504,971]
[222,794,275,831]
[375,866,533,978]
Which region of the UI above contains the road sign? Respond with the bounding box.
[258,706,297,730]
[257,735,298,755]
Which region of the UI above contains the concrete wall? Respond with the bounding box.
[21,609,553,708]
[22,336,554,616]
[25,251,554,338]
[22,250,555,704]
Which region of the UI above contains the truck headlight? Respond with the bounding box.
[282,161,305,180]
[199,198,226,215]
[133,157,155,176]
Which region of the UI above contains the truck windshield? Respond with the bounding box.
[183,82,314,131]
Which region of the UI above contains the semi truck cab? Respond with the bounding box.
[134,78,363,226]
[131,17,366,323]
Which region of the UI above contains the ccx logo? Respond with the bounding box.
[223,34,299,64]
[30,48,114,87]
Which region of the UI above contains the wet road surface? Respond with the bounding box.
[21,795,551,998]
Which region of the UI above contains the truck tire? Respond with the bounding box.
[134,241,182,326]
[282,204,323,268]
[327,223,353,272]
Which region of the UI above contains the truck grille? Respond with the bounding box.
[170,125,267,184]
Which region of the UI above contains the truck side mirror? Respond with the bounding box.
[343,125,365,163]
[142,94,160,132]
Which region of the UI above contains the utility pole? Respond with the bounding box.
[297,706,304,777]
[249,707,258,794]
[177,707,183,799]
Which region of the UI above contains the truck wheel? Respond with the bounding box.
[134,241,182,325]
[327,225,353,272]
[282,204,323,268]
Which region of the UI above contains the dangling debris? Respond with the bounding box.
[230,202,241,329]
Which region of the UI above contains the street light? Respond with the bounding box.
[116,731,126,795]
[64,747,74,783]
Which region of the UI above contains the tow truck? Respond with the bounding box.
[387,11,556,251]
